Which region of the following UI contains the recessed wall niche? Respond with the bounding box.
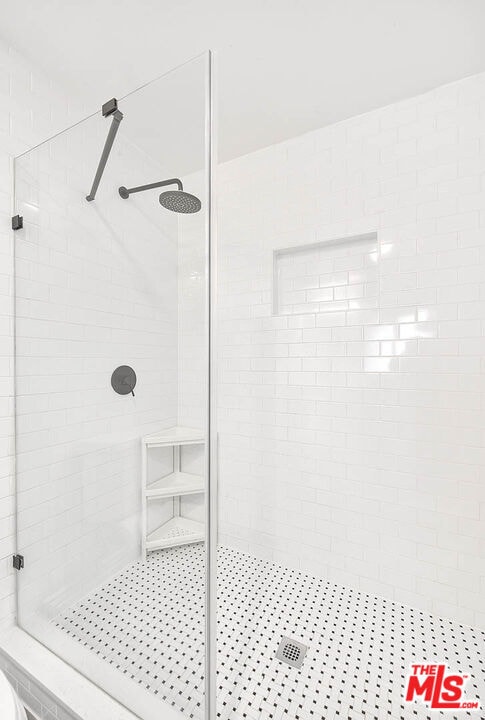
[273,231,379,316]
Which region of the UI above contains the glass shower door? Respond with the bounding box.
[14,53,213,720]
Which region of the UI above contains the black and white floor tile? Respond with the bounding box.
[55,545,485,720]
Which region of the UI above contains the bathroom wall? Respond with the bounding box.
[15,120,179,629]
[0,39,207,634]
[177,170,208,525]
[0,40,87,631]
[177,172,207,432]
[217,70,485,629]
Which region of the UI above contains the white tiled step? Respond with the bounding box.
[146,471,204,499]
[143,426,204,447]
[146,517,204,551]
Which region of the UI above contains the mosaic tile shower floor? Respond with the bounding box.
[55,545,484,720]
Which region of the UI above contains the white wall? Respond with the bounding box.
[15,118,179,632]
[0,40,87,632]
[178,171,207,432]
[0,40,209,639]
[217,71,485,629]
[177,170,208,525]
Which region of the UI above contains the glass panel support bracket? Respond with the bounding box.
[13,554,24,570]
[11,215,23,230]
[85,98,123,202]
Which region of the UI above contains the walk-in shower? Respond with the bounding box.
[13,52,213,720]
[11,47,485,720]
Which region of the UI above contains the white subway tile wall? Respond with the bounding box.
[14,118,179,631]
[217,71,485,629]
[0,40,87,633]
[177,171,207,527]
[178,172,207,433]
[0,39,98,720]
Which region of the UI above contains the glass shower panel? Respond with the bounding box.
[15,53,211,720]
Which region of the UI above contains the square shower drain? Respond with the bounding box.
[275,636,307,669]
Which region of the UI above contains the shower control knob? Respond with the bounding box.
[111,365,136,396]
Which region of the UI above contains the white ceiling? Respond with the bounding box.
[2,0,485,162]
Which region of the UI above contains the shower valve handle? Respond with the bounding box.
[111,365,137,396]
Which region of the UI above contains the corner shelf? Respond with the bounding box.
[146,471,204,499]
[141,426,205,554]
[146,517,204,551]
[143,426,204,447]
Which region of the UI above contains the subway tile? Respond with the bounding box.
[217,69,485,632]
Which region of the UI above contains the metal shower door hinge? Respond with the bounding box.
[12,554,24,570]
[11,215,23,230]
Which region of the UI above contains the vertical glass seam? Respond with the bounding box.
[205,48,218,720]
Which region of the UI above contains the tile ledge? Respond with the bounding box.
[0,627,139,720]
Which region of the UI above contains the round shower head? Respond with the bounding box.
[159,190,201,214]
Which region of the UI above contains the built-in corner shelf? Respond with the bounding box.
[141,426,205,554]
[146,471,204,499]
[143,426,204,448]
[146,517,204,551]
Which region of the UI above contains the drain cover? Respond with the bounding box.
[276,636,307,669]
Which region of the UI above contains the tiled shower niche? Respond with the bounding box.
[273,232,379,316]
